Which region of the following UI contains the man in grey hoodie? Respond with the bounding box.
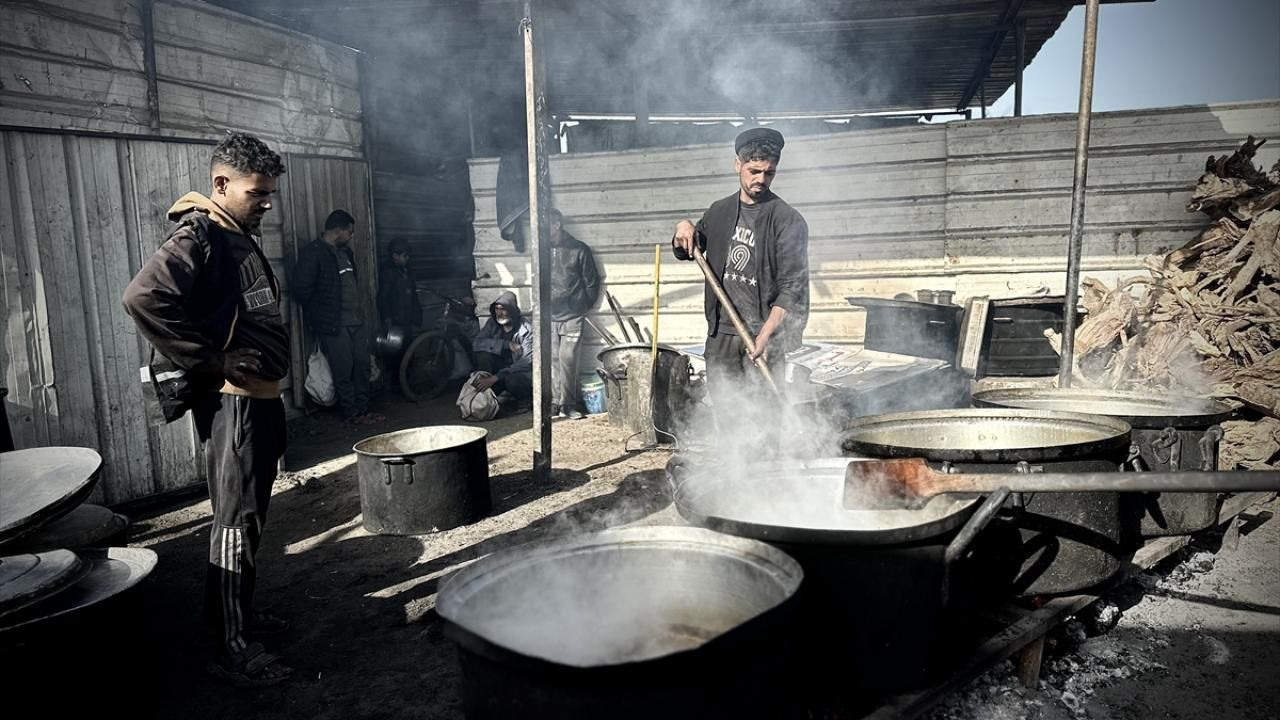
[470,291,533,408]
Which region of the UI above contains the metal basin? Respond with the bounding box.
[973,389,1236,536]
[842,408,1131,461]
[437,526,803,719]
[670,455,1012,696]
[842,409,1133,596]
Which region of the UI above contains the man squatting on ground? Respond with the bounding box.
[470,290,535,410]
[293,209,384,425]
[123,132,294,686]
[671,127,810,450]
[548,208,601,419]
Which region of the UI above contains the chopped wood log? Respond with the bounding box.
[1220,418,1280,470]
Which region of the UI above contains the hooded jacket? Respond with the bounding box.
[550,230,601,322]
[293,235,359,336]
[672,190,809,352]
[122,192,290,399]
[472,291,533,380]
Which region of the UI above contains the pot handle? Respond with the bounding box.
[381,456,416,486]
[1200,425,1224,472]
[941,487,1012,606]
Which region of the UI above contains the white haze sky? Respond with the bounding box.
[983,0,1280,117]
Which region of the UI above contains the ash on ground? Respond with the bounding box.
[927,502,1280,720]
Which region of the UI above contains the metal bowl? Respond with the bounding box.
[841,408,1131,463]
[972,388,1236,429]
[437,526,802,668]
[373,325,406,355]
[671,456,980,545]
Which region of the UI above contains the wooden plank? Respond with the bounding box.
[152,0,359,89]
[154,44,363,116]
[0,4,144,69]
[63,135,116,504]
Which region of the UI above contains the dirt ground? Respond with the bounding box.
[928,496,1280,720]
[3,387,1277,720]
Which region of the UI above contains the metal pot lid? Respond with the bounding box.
[437,526,802,668]
[0,547,157,633]
[353,425,487,456]
[671,457,978,545]
[972,388,1236,429]
[5,505,128,554]
[842,409,1131,463]
[0,448,103,545]
[0,549,87,618]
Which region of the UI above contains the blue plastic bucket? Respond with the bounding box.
[580,375,606,415]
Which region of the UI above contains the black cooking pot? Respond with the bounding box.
[352,426,491,535]
[436,526,804,719]
[973,388,1237,536]
[670,456,1012,698]
[842,409,1134,596]
[847,296,963,362]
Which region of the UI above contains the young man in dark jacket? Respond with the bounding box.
[549,209,601,419]
[671,127,809,443]
[122,132,293,686]
[292,210,382,424]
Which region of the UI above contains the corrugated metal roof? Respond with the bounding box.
[208,0,1149,115]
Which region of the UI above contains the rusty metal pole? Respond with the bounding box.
[1015,18,1025,117]
[522,0,553,480]
[1058,0,1101,388]
[140,0,161,130]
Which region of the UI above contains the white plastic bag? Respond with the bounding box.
[304,344,337,406]
[457,371,499,422]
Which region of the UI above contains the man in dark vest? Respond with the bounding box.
[670,127,809,442]
[123,132,293,686]
[293,210,383,424]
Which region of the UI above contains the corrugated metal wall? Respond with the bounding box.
[468,101,1280,355]
[0,131,374,504]
[1,0,362,157]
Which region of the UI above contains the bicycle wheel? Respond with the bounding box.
[399,331,454,402]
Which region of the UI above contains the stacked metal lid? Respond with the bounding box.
[0,447,157,633]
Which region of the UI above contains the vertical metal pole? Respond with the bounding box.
[633,72,649,149]
[1015,18,1026,117]
[140,0,161,130]
[1058,0,1101,388]
[979,80,987,119]
[522,1,553,480]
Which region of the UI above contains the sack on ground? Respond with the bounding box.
[305,345,337,406]
[457,371,499,421]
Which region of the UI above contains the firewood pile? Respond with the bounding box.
[1048,136,1280,469]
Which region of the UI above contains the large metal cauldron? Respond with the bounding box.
[596,343,691,434]
[842,409,1133,596]
[670,456,1011,697]
[352,426,490,535]
[974,388,1236,536]
[436,526,803,720]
